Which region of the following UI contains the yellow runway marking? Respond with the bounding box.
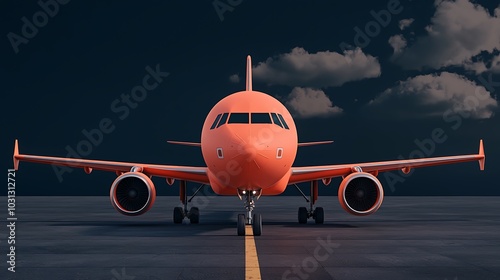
[245,225,261,280]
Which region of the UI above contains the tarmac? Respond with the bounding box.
[1,196,499,280]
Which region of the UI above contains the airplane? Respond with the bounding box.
[13,56,485,236]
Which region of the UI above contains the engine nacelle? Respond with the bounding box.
[338,172,384,216]
[110,172,156,216]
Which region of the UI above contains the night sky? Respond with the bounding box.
[2,0,499,196]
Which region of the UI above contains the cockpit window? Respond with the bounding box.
[210,112,289,129]
[270,113,283,128]
[251,113,272,124]
[228,113,249,124]
[210,114,222,130]
[217,113,229,128]
[277,114,289,129]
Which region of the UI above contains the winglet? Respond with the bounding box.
[246,55,252,91]
[13,139,19,170]
[478,139,485,171]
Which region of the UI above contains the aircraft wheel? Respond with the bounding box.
[237,214,246,236]
[298,207,308,224]
[173,207,183,224]
[314,207,324,224]
[189,207,199,224]
[252,213,262,236]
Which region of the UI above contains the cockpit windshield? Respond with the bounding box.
[251,113,272,124]
[210,112,289,129]
[228,113,249,123]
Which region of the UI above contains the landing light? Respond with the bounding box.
[252,190,257,195]
[242,190,246,195]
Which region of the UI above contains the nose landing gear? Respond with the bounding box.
[237,189,262,236]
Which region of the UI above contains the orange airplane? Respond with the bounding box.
[13,56,485,236]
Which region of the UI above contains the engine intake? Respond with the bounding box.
[338,172,384,216]
[110,172,156,216]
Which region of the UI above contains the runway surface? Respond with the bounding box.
[1,196,499,280]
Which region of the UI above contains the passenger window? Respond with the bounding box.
[228,113,249,123]
[278,114,290,129]
[251,113,272,124]
[210,114,222,130]
[271,113,283,128]
[217,113,229,128]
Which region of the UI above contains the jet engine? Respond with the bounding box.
[338,172,384,216]
[110,172,156,216]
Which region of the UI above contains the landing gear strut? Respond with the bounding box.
[173,180,200,224]
[237,189,262,236]
[295,180,324,224]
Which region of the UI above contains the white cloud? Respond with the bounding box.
[285,87,343,118]
[399,18,414,30]
[463,60,488,74]
[388,35,407,54]
[392,0,500,70]
[369,72,497,119]
[490,54,500,73]
[462,53,500,73]
[463,54,500,73]
[253,47,381,88]
[229,74,240,83]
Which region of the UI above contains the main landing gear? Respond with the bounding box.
[237,189,262,236]
[173,180,203,224]
[294,180,324,224]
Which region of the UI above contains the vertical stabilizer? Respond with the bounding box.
[246,55,252,91]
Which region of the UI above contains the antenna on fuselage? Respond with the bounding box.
[246,55,252,91]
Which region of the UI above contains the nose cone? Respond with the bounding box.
[243,143,257,159]
[229,138,266,172]
[226,135,288,189]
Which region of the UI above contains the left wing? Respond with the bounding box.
[13,140,209,184]
[289,140,485,184]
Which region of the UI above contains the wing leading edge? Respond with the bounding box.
[13,140,209,184]
[289,140,485,184]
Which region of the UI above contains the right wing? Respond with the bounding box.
[13,140,209,184]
